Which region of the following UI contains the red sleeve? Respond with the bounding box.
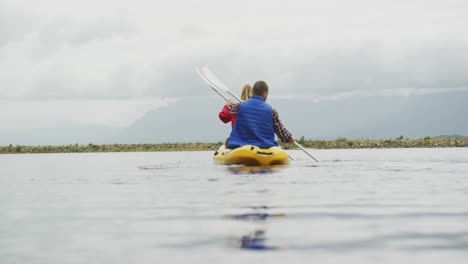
[219,105,232,123]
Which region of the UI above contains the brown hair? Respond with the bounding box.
[253,81,268,96]
[240,84,252,101]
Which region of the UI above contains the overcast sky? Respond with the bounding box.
[1,0,467,130]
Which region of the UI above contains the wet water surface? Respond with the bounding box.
[1,148,467,263]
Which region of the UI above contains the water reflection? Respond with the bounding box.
[225,213,286,221]
[226,165,284,175]
[223,165,287,251]
[226,205,286,251]
[243,205,272,210]
[240,230,277,250]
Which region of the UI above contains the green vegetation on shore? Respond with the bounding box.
[1,137,467,154]
[284,136,468,149]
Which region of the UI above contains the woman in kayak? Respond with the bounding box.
[218,84,252,127]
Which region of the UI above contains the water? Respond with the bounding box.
[1,148,467,263]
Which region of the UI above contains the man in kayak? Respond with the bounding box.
[226,81,295,149]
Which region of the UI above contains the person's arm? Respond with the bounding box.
[272,109,295,143]
[219,105,232,123]
[228,102,241,115]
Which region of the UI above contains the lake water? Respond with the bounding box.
[1,148,467,263]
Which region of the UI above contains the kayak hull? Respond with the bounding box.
[213,145,289,166]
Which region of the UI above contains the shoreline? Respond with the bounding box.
[1,137,467,154]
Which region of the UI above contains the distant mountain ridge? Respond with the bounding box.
[113,91,468,143]
[434,134,468,138]
[112,96,231,144]
[0,126,122,146]
[271,90,468,140]
[1,91,467,146]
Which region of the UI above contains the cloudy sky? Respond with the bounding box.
[1,0,467,130]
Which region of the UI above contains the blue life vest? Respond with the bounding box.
[227,96,277,149]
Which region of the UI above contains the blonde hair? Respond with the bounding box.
[240,84,252,101]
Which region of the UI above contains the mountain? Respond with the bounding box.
[113,96,232,143]
[2,91,467,146]
[115,91,468,143]
[0,126,122,146]
[272,90,468,139]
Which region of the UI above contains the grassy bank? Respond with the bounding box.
[0,143,220,154]
[1,137,467,154]
[285,137,468,149]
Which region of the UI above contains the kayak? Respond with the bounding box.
[213,145,289,166]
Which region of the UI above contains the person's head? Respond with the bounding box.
[253,81,269,100]
[240,84,252,101]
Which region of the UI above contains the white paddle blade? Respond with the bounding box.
[201,67,243,102]
[201,67,230,92]
[195,67,230,101]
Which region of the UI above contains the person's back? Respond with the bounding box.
[227,81,279,149]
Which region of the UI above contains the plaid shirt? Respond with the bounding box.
[228,102,293,143]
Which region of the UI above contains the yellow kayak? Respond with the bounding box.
[213,145,289,166]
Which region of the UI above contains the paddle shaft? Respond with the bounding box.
[294,142,319,162]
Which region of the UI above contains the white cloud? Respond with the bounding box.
[0,0,467,130]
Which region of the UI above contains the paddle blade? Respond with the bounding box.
[201,67,228,90]
[195,66,230,101]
